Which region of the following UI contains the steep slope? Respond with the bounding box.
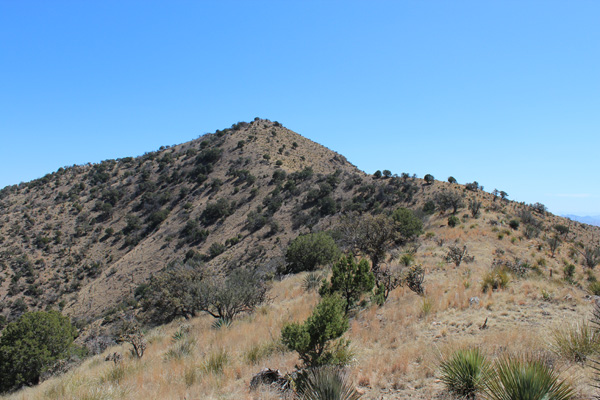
[1,118,599,329]
[2,119,600,398]
[0,119,359,323]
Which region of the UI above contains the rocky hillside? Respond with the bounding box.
[1,119,598,327]
[2,119,600,398]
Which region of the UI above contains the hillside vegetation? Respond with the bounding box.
[1,119,600,399]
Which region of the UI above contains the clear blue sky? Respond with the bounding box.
[1,1,599,215]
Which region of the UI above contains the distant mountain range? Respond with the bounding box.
[563,214,600,227]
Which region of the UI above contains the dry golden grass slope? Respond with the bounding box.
[1,119,600,399]
[5,217,600,399]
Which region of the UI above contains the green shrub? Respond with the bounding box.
[0,311,77,392]
[440,348,491,399]
[180,220,209,244]
[423,200,436,215]
[448,215,460,227]
[550,321,600,363]
[285,232,340,274]
[246,210,268,232]
[295,366,361,400]
[272,169,287,183]
[484,355,574,400]
[320,255,375,314]
[508,219,520,230]
[146,208,170,231]
[208,242,226,259]
[563,263,576,282]
[201,198,233,225]
[281,295,349,367]
[554,224,569,236]
[589,281,600,295]
[392,208,423,243]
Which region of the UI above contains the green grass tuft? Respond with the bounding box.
[202,349,229,374]
[296,366,362,400]
[440,348,491,399]
[484,354,574,400]
[550,320,600,363]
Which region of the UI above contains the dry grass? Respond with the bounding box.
[4,209,600,399]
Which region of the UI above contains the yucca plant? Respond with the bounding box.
[440,348,491,399]
[295,366,361,400]
[484,355,574,400]
[550,320,600,363]
[303,272,324,292]
[590,298,600,395]
[172,324,191,341]
[212,317,232,330]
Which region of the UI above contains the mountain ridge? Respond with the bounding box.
[563,214,600,227]
[0,119,597,329]
[2,119,600,399]
[0,119,371,326]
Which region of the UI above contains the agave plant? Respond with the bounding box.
[296,366,361,400]
[439,348,491,399]
[303,272,324,292]
[484,355,574,400]
[172,324,191,341]
[212,317,232,330]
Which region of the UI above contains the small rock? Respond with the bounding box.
[250,368,290,392]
